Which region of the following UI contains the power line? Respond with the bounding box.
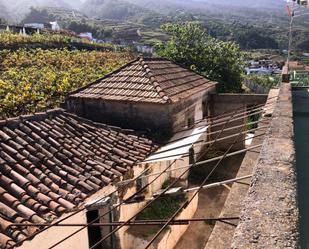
[144,120,248,248]
[143,126,267,163]
[174,95,278,132]
[122,143,262,185]
[183,175,252,193]
[87,106,246,249]
[49,107,247,247]
[9,101,247,249]
[164,106,271,147]
[174,98,277,133]
[9,217,239,228]
[150,118,268,157]
[12,102,267,249]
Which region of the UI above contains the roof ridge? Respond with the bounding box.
[139,57,171,104]
[0,108,65,128]
[142,57,170,61]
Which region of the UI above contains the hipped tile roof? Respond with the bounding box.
[0,109,156,248]
[70,57,217,104]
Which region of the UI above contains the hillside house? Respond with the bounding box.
[67,57,217,138]
[79,32,93,41]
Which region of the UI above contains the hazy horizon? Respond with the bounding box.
[0,0,289,23]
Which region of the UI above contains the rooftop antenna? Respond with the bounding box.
[286,0,308,68]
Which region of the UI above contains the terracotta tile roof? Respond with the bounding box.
[70,57,217,104]
[0,109,156,248]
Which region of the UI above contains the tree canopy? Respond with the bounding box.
[156,22,244,92]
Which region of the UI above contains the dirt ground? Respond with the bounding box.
[174,155,245,249]
[174,187,229,249]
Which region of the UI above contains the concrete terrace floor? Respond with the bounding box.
[175,155,245,249]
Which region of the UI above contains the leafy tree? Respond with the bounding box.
[156,22,244,92]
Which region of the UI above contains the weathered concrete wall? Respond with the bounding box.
[120,193,198,249]
[20,211,89,249]
[66,98,172,134]
[205,98,276,249]
[156,193,198,249]
[117,156,194,249]
[231,83,299,248]
[171,87,215,133]
[21,185,117,249]
[209,93,268,151]
[66,86,216,137]
[210,94,268,111]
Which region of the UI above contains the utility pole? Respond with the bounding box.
[287,8,294,67]
[286,0,308,68]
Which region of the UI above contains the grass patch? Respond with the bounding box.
[136,194,186,221]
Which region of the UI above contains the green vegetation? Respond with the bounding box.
[2,0,309,51]
[244,74,281,89]
[0,32,117,51]
[136,194,186,220]
[0,34,132,118]
[157,22,244,92]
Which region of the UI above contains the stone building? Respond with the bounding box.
[0,107,208,249]
[0,109,158,248]
[67,57,218,138]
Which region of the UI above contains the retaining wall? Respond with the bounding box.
[231,83,299,248]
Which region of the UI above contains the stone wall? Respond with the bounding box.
[231,83,299,248]
[209,93,268,151]
[117,156,194,249]
[204,90,279,249]
[66,98,172,134]
[66,87,215,138]
[120,194,198,249]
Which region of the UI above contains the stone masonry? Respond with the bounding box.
[231,83,299,248]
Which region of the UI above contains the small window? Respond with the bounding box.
[136,170,149,192]
[187,117,195,128]
[202,100,208,118]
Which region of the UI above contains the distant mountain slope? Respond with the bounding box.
[127,0,286,15]
[22,7,87,24]
[194,0,285,8]
[81,0,158,22]
[1,0,83,22]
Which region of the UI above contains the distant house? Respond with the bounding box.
[303,53,309,57]
[67,57,218,136]
[24,23,45,29]
[245,59,282,75]
[79,32,93,41]
[136,44,154,54]
[49,21,60,31]
[289,61,307,70]
[245,67,274,75]
[112,28,141,45]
